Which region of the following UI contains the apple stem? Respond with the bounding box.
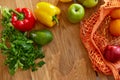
[73,0,77,3]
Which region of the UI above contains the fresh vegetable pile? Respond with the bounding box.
[0,7,46,75]
[0,1,57,75]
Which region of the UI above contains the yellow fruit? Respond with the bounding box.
[60,0,72,2]
[110,8,120,19]
[109,19,120,36]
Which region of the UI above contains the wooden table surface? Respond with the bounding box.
[0,0,115,80]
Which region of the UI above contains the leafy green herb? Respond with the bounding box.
[0,7,45,75]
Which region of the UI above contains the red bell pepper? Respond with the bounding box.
[11,8,35,32]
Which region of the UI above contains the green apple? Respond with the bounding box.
[67,3,85,23]
[78,0,98,8]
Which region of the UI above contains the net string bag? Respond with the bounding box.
[80,0,120,80]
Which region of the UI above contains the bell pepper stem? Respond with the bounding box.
[53,15,59,24]
[0,6,24,20]
[10,9,24,20]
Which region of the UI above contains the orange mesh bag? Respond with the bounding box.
[80,0,120,80]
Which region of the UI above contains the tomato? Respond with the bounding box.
[110,8,120,19]
[109,19,120,36]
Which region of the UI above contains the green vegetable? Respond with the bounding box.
[0,7,45,75]
[30,30,53,46]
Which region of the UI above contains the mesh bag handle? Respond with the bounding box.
[80,0,120,80]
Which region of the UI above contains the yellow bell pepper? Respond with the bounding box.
[34,2,61,27]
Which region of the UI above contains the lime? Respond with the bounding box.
[30,29,53,46]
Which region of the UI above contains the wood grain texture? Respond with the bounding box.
[0,0,114,80]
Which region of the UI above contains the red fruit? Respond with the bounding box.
[103,45,120,63]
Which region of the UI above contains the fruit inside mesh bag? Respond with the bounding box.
[80,0,120,80]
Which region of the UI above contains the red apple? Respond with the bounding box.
[103,45,120,63]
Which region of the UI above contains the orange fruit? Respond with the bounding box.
[60,0,72,2]
[109,19,120,36]
[110,8,120,19]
